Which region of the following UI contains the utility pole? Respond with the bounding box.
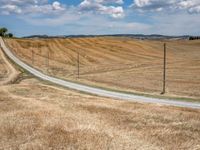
[161,43,167,94]
[32,49,34,65]
[77,52,80,79]
[46,50,49,73]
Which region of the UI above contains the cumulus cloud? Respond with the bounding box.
[79,0,124,18]
[0,4,22,15]
[0,0,45,6]
[178,0,200,13]
[52,1,65,11]
[95,0,124,4]
[133,0,176,12]
[188,5,200,13]
[132,0,200,13]
[99,6,124,18]
[0,0,124,18]
[0,0,66,15]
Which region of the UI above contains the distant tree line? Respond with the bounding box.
[0,27,13,38]
[189,36,200,40]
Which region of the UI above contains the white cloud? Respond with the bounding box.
[99,6,124,18]
[178,0,200,13]
[1,0,200,36]
[79,0,124,18]
[0,0,124,18]
[132,0,200,14]
[96,0,124,4]
[18,8,150,35]
[0,4,22,15]
[0,0,48,6]
[149,12,200,35]
[188,5,200,13]
[22,8,81,26]
[52,1,64,11]
[0,0,66,15]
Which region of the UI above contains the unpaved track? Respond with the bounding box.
[1,37,200,109]
[0,46,19,85]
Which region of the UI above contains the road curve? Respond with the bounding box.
[1,37,200,109]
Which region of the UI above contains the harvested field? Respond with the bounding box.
[0,55,8,81]
[5,37,200,99]
[0,48,19,84]
[0,78,200,149]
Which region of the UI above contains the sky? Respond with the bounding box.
[0,0,200,37]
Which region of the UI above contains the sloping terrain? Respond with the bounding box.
[0,78,200,149]
[0,47,19,85]
[6,37,200,99]
[0,39,200,149]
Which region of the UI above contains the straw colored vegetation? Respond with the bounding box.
[0,53,8,81]
[0,44,200,149]
[0,78,200,149]
[0,48,19,85]
[6,37,200,99]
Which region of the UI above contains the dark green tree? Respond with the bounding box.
[7,33,13,38]
[0,27,14,38]
[0,27,8,37]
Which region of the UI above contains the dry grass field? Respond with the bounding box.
[1,78,200,149]
[0,54,8,81]
[1,42,200,149]
[5,37,200,100]
[0,48,19,85]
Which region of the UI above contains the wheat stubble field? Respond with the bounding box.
[1,78,200,149]
[1,39,200,149]
[0,48,19,85]
[6,37,200,99]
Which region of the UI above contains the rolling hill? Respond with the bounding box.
[5,37,200,99]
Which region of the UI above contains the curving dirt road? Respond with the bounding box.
[1,37,200,109]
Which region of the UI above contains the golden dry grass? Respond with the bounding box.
[1,45,200,149]
[5,37,200,99]
[0,49,9,81]
[0,78,200,149]
[0,59,8,81]
[0,48,19,84]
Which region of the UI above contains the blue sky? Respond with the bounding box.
[0,0,200,37]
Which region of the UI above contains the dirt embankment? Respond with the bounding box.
[0,47,20,85]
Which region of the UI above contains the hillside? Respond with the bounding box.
[1,78,200,149]
[0,38,200,149]
[0,47,19,85]
[5,37,200,99]
[23,34,190,40]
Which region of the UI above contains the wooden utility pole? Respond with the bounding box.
[77,52,80,78]
[32,49,34,65]
[161,43,167,94]
[46,50,49,72]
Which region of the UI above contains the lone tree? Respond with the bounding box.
[0,27,13,38]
